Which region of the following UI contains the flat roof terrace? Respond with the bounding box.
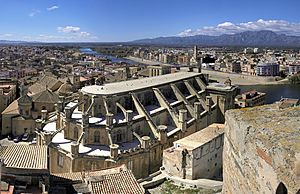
[81,72,201,96]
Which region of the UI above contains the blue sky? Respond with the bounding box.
[0,0,300,42]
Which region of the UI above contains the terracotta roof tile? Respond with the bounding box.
[90,171,144,194]
[1,145,47,169]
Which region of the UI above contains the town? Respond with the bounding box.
[0,43,299,194]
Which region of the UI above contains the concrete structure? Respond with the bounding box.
[287,63,300,75]
[163,123,224,180]
[235,90,266,108]
[256,63,280,76]
[222,104,300,194]
[36,72,238,179]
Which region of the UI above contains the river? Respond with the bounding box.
[240,84,300,104]
[79,48,137,64]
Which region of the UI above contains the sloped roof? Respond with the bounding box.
[2,99,19,115]
[29,75,63,94]
[0,146,8,158]
[58,78,75,95]
[1,145,47,169]
[90,170,144,194]
[51,165,144,194]
[31,89,59,103]
[51,165,127,182]
[17,94,32,104]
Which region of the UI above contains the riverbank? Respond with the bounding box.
[127,56,288,86]
[201,69,289,86]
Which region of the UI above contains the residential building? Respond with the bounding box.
[163,123,224,180]
[256,63,280,76]
[287,63,300,75]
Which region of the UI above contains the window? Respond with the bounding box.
[117,130,122,142]
[94,130,100,143]
[74,127,78,140]
[58,153,64,167]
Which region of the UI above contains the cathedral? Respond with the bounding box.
[36,71,239,179]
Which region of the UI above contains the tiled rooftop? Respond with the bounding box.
[0,145,47,169]
[90,170,144,194]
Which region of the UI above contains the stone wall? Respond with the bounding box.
[222,105,300,194]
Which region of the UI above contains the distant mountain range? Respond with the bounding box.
[131,30,300,47]
[0,40,30,44]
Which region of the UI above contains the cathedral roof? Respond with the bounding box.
[17,94,32,104]
[29,75,63,94]
[31,88,59,103]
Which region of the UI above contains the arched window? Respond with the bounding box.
[74,127,78,140]
[117,130,122,142]
[276,182,287,194]
[94,130,100,143]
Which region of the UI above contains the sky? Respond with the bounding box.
[0,0,300,42]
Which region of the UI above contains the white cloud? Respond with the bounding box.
[54,26,97,41]
[47,5,59,11]
[0,34,13,37]
[178,19,300,36]
[57,26,81,33]
[29,9,41,17]
[79,32,91,37]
